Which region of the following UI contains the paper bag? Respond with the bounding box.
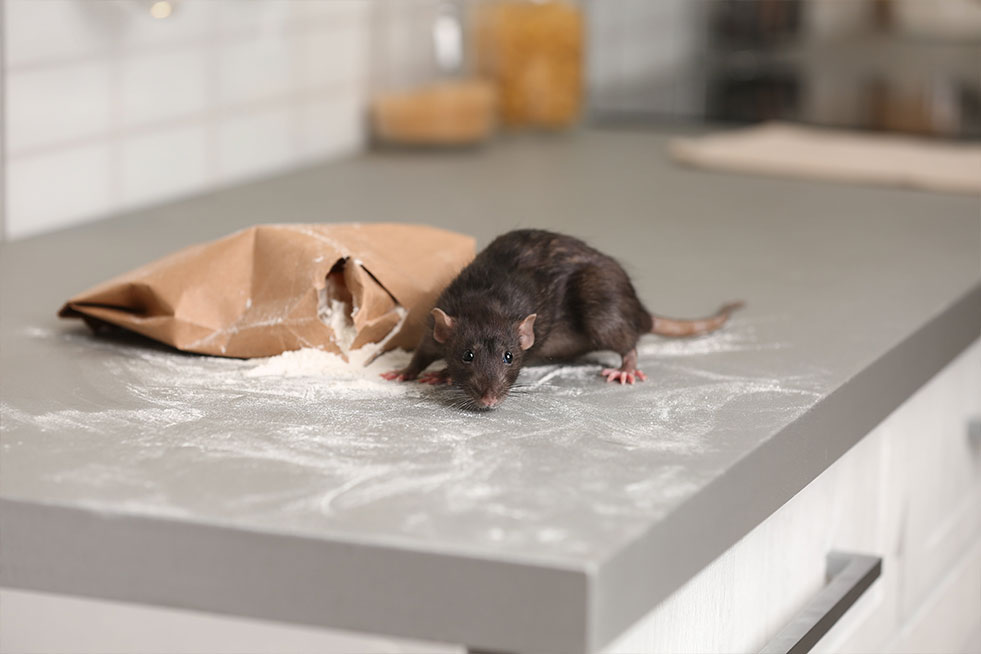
[59,223,476,360]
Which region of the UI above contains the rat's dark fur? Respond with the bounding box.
[384,229,741,409]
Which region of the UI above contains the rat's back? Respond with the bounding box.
[441,230,609,303]
[478,229,606,276]
[438,229,651,338]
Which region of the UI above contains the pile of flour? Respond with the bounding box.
[245,346,413,381]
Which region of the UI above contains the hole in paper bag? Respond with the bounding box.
[319,259,358,354]
[317,258,408,365]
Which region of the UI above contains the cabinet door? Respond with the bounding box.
[814,338,981,653]
[604,418,891,654]
[895,338,981,619]
[886,540,981,654]
[606,339,981,654]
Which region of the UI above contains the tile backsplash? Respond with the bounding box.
[3,0,370,240]
[3,0,714,241]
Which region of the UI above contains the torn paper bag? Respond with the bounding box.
[59,223,476,361]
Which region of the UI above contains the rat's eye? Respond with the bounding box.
[462,350,474,363]
[503,351,513,364]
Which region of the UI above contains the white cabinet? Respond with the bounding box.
[0,588,465,654]
[606,338,981,654]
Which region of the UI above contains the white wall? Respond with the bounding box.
[2,0,371,240]
[1,0,707,241]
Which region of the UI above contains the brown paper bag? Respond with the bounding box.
[59,223,476,361]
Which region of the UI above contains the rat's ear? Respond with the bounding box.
[517,313,537,350]
[431,308,456,343]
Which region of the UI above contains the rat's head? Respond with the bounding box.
[431,307,536,410]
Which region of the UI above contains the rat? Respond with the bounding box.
[382,229,743,409]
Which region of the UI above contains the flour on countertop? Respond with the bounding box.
[246,347,414,382]
[5,316,829,561]
[638,319,785,358]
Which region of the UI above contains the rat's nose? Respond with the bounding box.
[479,392,500,408]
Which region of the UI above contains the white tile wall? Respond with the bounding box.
[7,143,114,237]
[117,0,218,51]
[119,123,209,207]
[295,91,364,162]
[216,106,294,184]
[296,27,366,93]
[217,37,296,108]
[119,50,209,128]
[2,0,371,240]
[4,0,110,68]
[7,60,113,152]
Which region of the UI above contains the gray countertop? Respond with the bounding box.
[2,129,979,654]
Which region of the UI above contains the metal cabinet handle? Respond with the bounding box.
[759,551,882,654]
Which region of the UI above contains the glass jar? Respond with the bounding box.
[474,0,584,129]
[369,1,497,146]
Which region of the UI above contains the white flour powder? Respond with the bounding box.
[246,346,414,382]
[4,316,829,561]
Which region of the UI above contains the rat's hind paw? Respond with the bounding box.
[381,369,413,382]
[601,368,647,385]
[418,369,451,385]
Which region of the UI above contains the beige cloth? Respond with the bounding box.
[670,123,981,195]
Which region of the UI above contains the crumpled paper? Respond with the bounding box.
[59,223,475,361]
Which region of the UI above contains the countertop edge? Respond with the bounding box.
[590,280,981,652]
[0,497,590,654]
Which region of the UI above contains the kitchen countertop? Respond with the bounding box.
[2,129,979,654]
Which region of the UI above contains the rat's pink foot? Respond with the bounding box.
[601,368,647,385]
[381,370,412,382]
[418,369,451,385]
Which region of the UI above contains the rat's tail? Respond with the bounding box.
[650,301,744,337]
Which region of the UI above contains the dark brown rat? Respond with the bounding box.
[382,229,742,409]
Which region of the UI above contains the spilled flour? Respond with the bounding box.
[246,347,413,383]
[4,316,830,561]
[315,265,409,367]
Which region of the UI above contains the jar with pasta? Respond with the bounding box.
[474,0,584,129]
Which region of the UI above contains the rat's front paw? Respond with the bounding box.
[601,368,647,385]
[418,369,451,385]
[381,369,415,382]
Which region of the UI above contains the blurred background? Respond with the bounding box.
[1,4,979,653]
[1,0,979,241]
